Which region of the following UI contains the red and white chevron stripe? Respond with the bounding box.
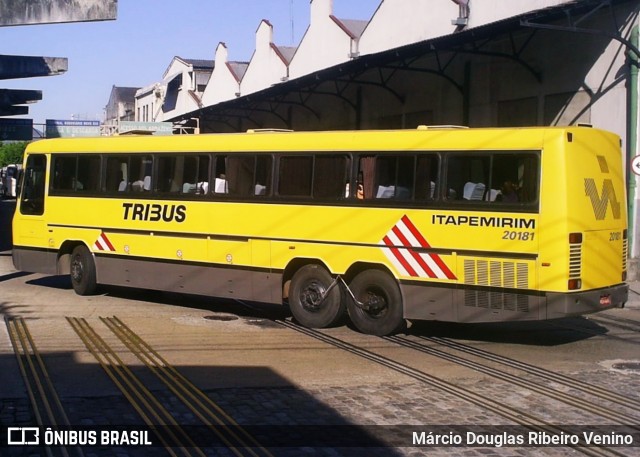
[93,232,116,252]
[379,215,456,280]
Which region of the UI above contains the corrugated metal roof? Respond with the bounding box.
[171,0,637,125]
[112,86,140,101]
[182,58,215,70]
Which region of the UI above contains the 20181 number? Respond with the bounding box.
[502,231,535,241]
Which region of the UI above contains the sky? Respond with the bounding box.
[1,0,380,127]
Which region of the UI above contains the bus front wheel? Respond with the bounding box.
[70,245,97,296]
[288,264,345,328]
[347,270,405,336]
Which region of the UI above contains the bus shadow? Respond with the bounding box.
[0,271,32,283]
[97,284,290,322]
[22,276,291,324]
[26,274,73,290]
[405,317,608,346]
[19,276,614,345]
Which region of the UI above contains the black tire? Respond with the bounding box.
[70,245,97,296]
[288,264,345,328]
[347,270,405,336]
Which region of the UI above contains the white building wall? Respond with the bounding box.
[135,84,164,122]
[288,0,357,80]
[202,43,240,106]
[468,0,571,26]
[241,20,289,96]
[359,0,574,56]
[161,58,202,121]
[359,0,458,55]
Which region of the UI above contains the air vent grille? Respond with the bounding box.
[463,259,530,313]
[569,243,582,279]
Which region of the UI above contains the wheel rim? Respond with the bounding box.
[299,280,325,312]
[360,286,389,319]
[70,255,84,283]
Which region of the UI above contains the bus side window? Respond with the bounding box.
[416,155,438,201]
[356,156,375,199]
[157,156,177,193]
[196,155,210,195]
[51,155,77,191]
[213,155,228,194]
[213,154,270,198]
[254,155,272,196]
[181,156,198,193]
[130,155,152,192]
[171,155,211,195]
[446,155,490,201]
[76,156,100,192]
[490,154,538,204]
[278,156,312,197]
[359,155,415,200]
[105,157,128,192]
[278,155,347,199]
[226,156,256,197]
[313,155,349,199]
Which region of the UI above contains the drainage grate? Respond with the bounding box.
[612,362,640,371]
[203,314,239,322]
[244,318,281,328]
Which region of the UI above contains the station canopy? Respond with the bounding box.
[171,0,639,133]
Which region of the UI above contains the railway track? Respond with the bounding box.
[7,306,639,456]
[99,315,273,457]
[416,335,640,413]
[550,315,640,345]
[386,335,640,426]
[66,316,201,457]
[274,317,636,457]
[6,315,273,456]
[68,316,273,457]
[5,316,83,457]
[588,313,640,334]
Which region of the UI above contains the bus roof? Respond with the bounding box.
[25,126,617,154]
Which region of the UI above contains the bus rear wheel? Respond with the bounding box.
[288,264,345,328]
[70,245,97,296]
[347,270,404,336]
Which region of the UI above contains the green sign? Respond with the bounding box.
[46,119,100,138]
[119,121,173,135]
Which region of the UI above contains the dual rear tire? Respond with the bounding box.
[347,269,405,336]
[288,264,345,329]
[68,251,404,335]
[288,265,404,336]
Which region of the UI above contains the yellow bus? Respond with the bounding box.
[12,126,628,335]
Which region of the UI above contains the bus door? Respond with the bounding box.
[17,154,47,236]
[13,154,54,272]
